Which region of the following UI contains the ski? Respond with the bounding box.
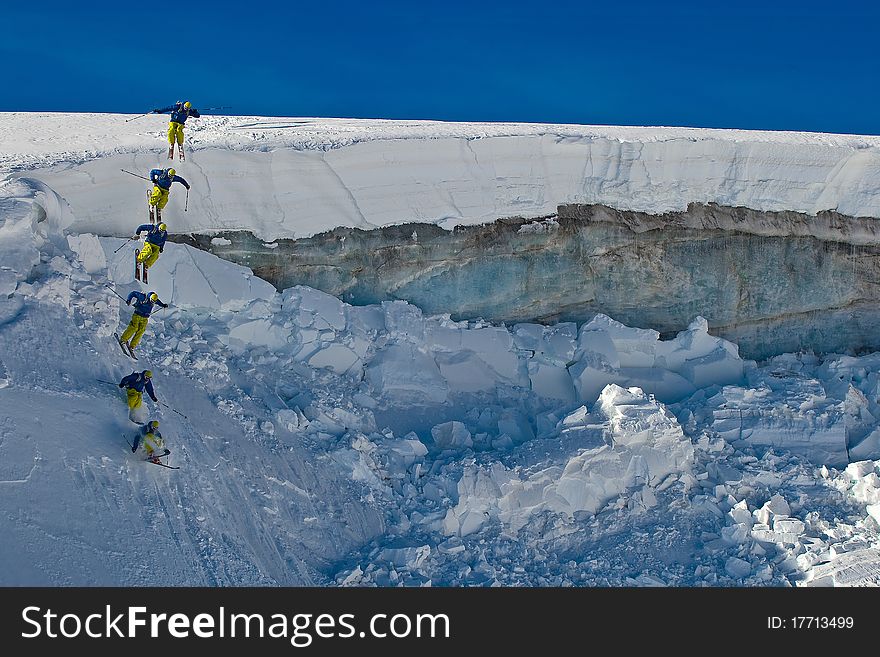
[145,449,179,469]
[114,332,131,358]
[147,189,154,224]
[179,145,185,161]
[135,249,141,281]
[168,144,174,160]
[142,263,148,284]
[149,461,180,470]
[115,332,137,359]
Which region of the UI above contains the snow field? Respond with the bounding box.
[1,118,879,586]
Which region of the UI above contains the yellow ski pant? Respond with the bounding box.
[137,242,160,268]
[149,186,170,209]
[143,432,164,456]
[167,121,185,145]
[120,314,149,348]
[126,389,143,410]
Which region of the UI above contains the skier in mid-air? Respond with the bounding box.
[133,222,168,282]
[118,291,168,358]
[152,100,200,160]
[147,167,189,224]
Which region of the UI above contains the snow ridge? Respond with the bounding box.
[5,113,880,242]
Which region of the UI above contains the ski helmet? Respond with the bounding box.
[149,292,158,302]
[167,168,176,177]
[150,420,160,430]
[158,223,167,231]
[184,101,191,110]
[144,370,153,378]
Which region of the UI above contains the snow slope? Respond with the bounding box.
[3,112,880,241]
[1,169,879,586]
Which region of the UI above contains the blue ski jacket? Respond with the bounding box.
[140,424,161,439]
[136,224,168,250]
[154,102,200,124]
[150,168,190,191]
[126,290,168,318]
[119,371,158,401]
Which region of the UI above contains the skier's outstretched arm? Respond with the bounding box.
[146,380,158,403]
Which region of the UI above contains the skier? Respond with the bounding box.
[133,222,168,283]
[131,420,168,462]
[119,369,158,424]
[152,100,200,160]
[118,290,169,358]
[147,167,189,224]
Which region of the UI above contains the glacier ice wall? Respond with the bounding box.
[177,203,880,361]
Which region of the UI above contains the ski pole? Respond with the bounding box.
[104,283,128,302]
[203,106,231,111]
[96,379,119,386]
[125,112,152,123]
[185,188,189,212]
[112,236,136,254]
[160,401,188,419]
[121,169,150,181]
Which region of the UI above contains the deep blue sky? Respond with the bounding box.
[2,0,877,135]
